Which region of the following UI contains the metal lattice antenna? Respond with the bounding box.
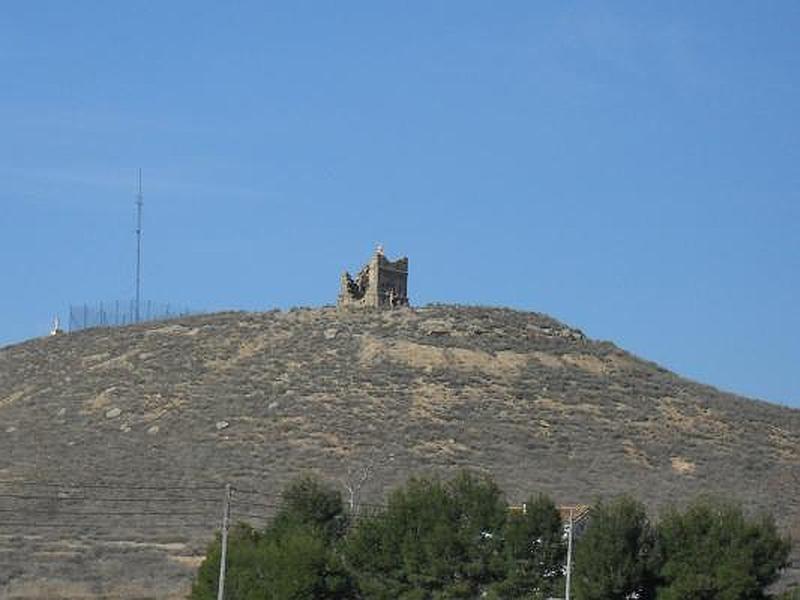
[135,169,143,323]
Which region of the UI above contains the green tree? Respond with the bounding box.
[488,494,565,599]
[190,523,265,600]
[190,476,357,600]
[572,496,657,600]
[271,474,349,542]
[656,498,791,600]
[345,471,508,599]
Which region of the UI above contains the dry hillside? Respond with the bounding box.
[0,305,798,598]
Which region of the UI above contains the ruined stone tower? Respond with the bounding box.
[338,247,409,308]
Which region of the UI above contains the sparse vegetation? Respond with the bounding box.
[0,305,797,596]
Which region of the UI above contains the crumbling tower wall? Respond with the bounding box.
[338,248,409,308]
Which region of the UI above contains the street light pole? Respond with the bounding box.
[565,507,574,600]
[217,484,232,600]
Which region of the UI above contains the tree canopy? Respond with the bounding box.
[189,475,355,600]
[573,496,657,600]
[656,499,790,600]
[190,474,793,600]
[344,472,555,599]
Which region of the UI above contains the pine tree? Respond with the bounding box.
[573,496,657,600]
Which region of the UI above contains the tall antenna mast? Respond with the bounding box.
[135,168,143,323]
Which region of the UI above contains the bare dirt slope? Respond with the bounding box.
[0,306,798,598]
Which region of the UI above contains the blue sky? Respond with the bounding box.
[1,2,798,407]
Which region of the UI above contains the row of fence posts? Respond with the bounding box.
[68,301,194,332]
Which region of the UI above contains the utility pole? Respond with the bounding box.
[217,483,232,600]
[565,507,574,600]
[135,168,144,323]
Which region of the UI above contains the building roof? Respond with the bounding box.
[507,503,591,523]
[558,504,591,524]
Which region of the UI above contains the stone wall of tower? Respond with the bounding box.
[338,250,409,308]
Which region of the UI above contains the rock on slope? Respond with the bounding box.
[0,305,797,598]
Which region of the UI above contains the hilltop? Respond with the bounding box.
[0,305,798,598]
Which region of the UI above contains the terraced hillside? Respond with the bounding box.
[0,305,798,598]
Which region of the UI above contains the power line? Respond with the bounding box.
[224,486,272,496]
[0,494,282,513]
[0,480,226,492]
[0,521,212,529]
[231,513,272,521]
[0,479,401,525]
[0,493,221,503]
[0,481,402,514]
[227,498,282,511]
[0,508,213,517]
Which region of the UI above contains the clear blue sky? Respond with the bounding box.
[1,2,798,407]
